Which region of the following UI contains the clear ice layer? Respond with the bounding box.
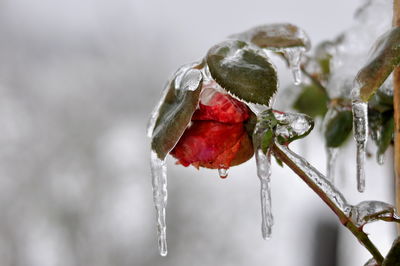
[349,201,400,227]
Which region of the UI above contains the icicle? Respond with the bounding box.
[255,148,273,240]
[326,147,338,183]
[282,47,305,85]
[274,142,350,213]
[150,151,168,256]
[218,168,228,178]
[352,100,368,192]
[364,258,378,266]
[377,154,384,165]
[349,201,400,227]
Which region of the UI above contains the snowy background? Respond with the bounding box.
[0,0,396,265]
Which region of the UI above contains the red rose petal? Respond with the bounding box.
[170,121,247,169]
[192,92,249,123]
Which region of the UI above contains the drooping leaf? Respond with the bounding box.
[206,40,278,105]
[355,26,400,101]
[230,23,311,50]
[293,84,328,118]
[261,130,274,153]
[324,110,353,148]
[151,67,203,160]
[383,237,400,266]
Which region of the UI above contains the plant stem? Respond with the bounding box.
[393,0,400,234]
[272,143,384,264]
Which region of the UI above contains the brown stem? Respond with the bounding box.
[271,143,384,264]
[393,0,400,234]
[300,64,330,100]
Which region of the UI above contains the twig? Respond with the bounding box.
[393,0,400,234]
[272,142,384,264]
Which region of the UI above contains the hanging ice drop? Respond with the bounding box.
[255,148,273,240]
[283,47,305,85]
[218,168,228,178]
[352,100,368,192]
[150,151,168,256]
[326,147,338,183]
[377,154,384,165]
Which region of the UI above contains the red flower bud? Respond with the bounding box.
[170,88,254,176]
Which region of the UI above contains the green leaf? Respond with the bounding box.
[151,68,203,160]
[231,23,310,50]
[355,27,400,102]
[252,109,278,151]
[324,110,353,148]
[206,40,278,105]
[261,130,274,153]
[293,84,328,118]
[378,114,394,157]
[383,237,400,266]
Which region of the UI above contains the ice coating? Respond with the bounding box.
[274,112,313,142]
[349,201,400,227]
[274,142,350,213]
[255,148,273,239]
[325,0,391,99]
[352,100,368,192]
[177,69,202,92]
[326,147,338,183]
[150,151,168,256]
[282,47,305,85]
[147,62,201,138]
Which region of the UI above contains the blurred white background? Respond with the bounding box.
[0,0,396,265]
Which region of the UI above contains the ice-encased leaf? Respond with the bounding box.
[231,23,311,50]
[324,109,353,148]
[274,112,314,144]
[293,84,328,118]
[350,201,400,227]
[206,40,278,106]
[354,26,400,102]
[151,65,203,160]
[383,237,400,266]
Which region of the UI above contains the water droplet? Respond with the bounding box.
[218,168,228,178]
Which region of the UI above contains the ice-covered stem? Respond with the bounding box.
[271,142,384,264]
[393,0,400,234]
